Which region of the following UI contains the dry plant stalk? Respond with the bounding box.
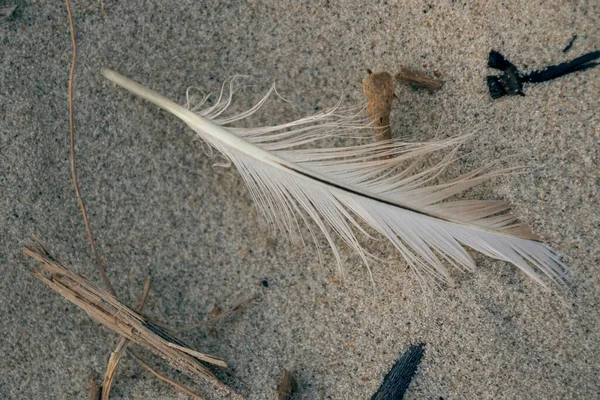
[23,241,238,398]
[102,349,123,399]
[395,67,444,92]
[101,275,151,399]
[65,0,115,296]
[59,2,233,398]
[362,71,396,142]
[132,355,206,400]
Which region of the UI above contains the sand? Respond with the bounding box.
[1,1,598,399]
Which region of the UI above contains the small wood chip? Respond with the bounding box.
[395,67,444,92]
[277,368,298,400]
[362,71,396,142]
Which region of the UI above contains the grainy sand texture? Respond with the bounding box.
[1,1,599,399]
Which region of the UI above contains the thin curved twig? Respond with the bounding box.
[65,0,115,296]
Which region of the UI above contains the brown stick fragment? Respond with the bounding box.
[277,369,298,400]
[395,67,444,92]
[131,353,206,400]
[24,241,237,397]
[362,71,396,142]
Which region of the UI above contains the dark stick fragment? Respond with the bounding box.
[277,368,298,400]
[522,50,600,83]
[371,343,426,400]
[563,35,577,53]
[486,49,600,99]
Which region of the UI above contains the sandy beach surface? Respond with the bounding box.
[1,1,599,399]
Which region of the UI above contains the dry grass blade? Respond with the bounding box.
[165,342,227,368]
[135,275,152,310]
[132,354,206,400]
[23,241,238,398]
[101,349,123,400]
[101,276,151,400]
[60,2,230,398]
[65,0,115,296]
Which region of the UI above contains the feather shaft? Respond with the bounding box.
[103,70,510,233]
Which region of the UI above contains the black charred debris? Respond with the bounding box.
[486,49,600,99]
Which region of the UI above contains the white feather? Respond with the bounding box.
[102,69,566,287]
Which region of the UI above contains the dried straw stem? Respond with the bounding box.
[24,241,238,398]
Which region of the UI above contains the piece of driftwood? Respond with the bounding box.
[23,241,239,399]
[362,71,396,142]
[277,368,298,400]
[395,67,444,92]
[371,343,425,400]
